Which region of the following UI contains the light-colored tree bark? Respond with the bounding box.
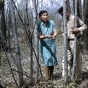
[63,0,68,83]
[67,0,71,13]
[71,0,78,80]
[32,0,39,80]
[21,0,25,24]
[82,0,85,22]
[71,0,75,15]
[10,0,24,87]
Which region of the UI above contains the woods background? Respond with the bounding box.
[0,0,88,88]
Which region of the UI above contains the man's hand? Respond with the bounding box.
[72,28,80,33]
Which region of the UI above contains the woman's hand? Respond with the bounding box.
[44,35,52,38]
[47,35,52,38]
[51,35,56,39]
[45,35,56,39]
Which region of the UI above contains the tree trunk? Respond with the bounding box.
[77,0,82,18]
[63,0,68,83]
[10,0,24,87]
[72,0,78,80]
[0,0,6,40]
[84,0,88,50]
[67,0,71,13]
[82,0,85,22]
[21,0,25,24]
[32,0,39,81]
[6,1,12,51]
[71,0,75,15]
[0,0,7,66]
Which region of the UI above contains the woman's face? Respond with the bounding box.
[40,12,48,22]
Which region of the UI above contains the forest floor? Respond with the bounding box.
[0,35,88,88]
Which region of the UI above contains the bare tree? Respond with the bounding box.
[32,0,39,81]
[77,0,82,19]
[82,0,85,22]
[63,0,68,83]
[0,0,6,40]
[84,0,88,50]
[71,0,75,15]
[10,0,24,87]
[0,0,7,67]
[67,0,71,13]
[71,0,78,80]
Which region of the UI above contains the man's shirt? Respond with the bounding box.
[61,14,87,39]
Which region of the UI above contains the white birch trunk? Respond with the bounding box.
[63,0,68,82]
[10,0,24,87]
[32,0,39,80]
[71,0,75,15]
[71,0,77,80]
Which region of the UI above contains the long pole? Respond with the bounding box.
[71,0,77,80]
[63,0,68,82]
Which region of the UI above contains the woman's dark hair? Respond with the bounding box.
[39,10,48,17]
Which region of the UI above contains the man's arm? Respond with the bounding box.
[72,18,87,33]
[78,18,87,31]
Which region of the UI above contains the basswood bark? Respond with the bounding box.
[71,0,78,80]
[63,0,68,83]
[10,0,24,87]
[32,0,39,80]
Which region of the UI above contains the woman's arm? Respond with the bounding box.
[51,29,58,39]
[38,32,52,39]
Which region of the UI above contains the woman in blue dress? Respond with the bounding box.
[38,10,58,80]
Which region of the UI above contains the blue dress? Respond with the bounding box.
[38,20,58,66]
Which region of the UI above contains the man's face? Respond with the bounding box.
[60,11,63,16]
[66,12,70,18]
[60,11,70,18]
